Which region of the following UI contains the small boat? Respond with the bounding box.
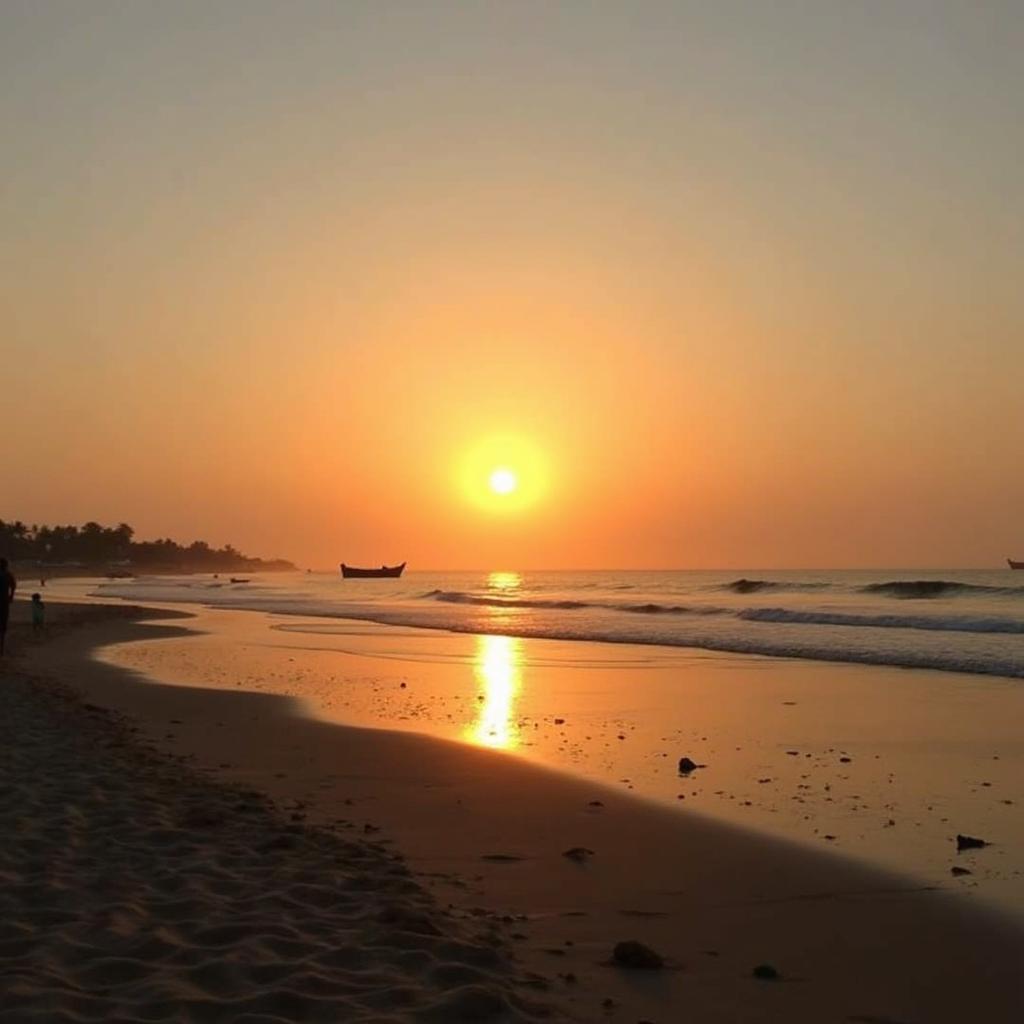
[341,562,406,579]
[1009,559,1024,570]
[230,577,251,584]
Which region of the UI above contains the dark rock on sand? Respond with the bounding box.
[951,866,972,877]
[956,834,988,851]
[611,940,664,969]
[678,756,699,774]
[563,847,595,863]
[752,963,781,980]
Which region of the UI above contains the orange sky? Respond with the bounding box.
[3,3,1022,569]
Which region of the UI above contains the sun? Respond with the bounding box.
[489,467,518,495]
[456,434,548,514]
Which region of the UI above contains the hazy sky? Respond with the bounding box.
[3,1,1022,569]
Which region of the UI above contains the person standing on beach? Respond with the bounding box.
[0,558,16,656]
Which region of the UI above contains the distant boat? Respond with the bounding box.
[341,562,406,579]
[1009,559,1024,570]
[230,577,251,583]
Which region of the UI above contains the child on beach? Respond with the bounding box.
[31,592,45,634]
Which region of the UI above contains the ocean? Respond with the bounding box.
[96,568,1024,679]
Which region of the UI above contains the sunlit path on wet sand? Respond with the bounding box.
[468,634,524,750]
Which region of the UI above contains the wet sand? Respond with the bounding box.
[102,605,1024,912]
[7,600,1024,1022]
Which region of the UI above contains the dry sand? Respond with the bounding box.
[4,601,1024,1023]
[1,619,555,1021]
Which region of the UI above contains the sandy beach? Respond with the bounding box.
[95,599,1024,913]
[1,606,554,1023]
[2,598,1022,1023]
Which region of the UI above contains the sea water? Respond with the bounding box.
[96,569,1024,679]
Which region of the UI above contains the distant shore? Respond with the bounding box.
[13,563,296,580]
[6,598,1023,1022]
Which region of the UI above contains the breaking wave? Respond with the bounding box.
[617,603,726,616]
[424,591,592,610]
[739,607,1024,635]
[423,590,732,617]
[861,580,1024,599]
[726,578,832,594]
[721,578,1024,599]
[421,591,1024,634]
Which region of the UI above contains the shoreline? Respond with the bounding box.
[8,600,1024,1022]
[96,601,1024,916]
[89,568,1024,682]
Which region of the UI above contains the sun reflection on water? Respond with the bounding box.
[467,634,523,750]
[487,571,522,592]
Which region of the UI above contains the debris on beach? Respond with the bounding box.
[956,834,988,851]
[951,866,972,876]
[678,756,700,774]
[563,846,595,863]
[611,940,664,969]
[752,963,781,980]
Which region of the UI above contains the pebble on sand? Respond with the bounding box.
[611,940,664,969]
[956,834,988,852]
[562,846,595,863]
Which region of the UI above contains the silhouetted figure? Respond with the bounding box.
[0,558,16,656]
[31,593,45,634]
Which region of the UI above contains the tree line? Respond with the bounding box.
[0,520,294,572]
